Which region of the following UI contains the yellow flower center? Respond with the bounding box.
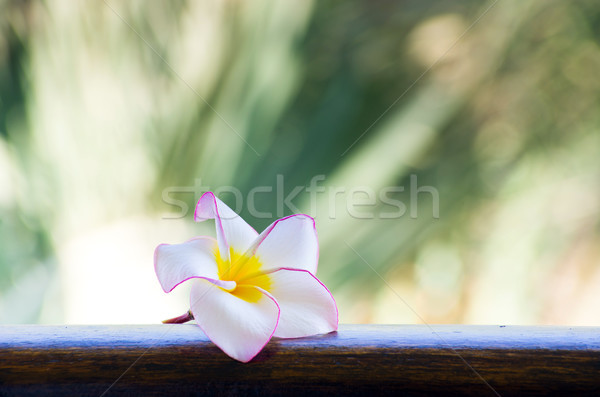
[215,247,272,302]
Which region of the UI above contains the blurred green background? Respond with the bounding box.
[1,0,599,325]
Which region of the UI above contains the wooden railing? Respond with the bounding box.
[1,324,599,396]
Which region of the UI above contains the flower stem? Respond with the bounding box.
[162,309,194,324]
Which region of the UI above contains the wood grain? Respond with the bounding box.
[1,324,599,396]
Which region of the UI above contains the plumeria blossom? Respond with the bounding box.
[154,192,338,362]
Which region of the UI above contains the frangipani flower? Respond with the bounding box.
[154,192,338,362]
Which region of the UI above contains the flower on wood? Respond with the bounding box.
[154,192,338,362]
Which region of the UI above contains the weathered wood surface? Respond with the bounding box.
[1,324,599,396]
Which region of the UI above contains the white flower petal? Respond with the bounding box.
[195,192,258,260]
[248,214,319,274]
[154,236,222,292]
[190,279,280,363]
[243,268,338,338]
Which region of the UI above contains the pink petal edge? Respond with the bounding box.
[194,192,258,258]
[194,192,230,249]
[247,214,320,274]
[272,267,338,335]
[153,236,234,293]
[240,267,339,336]
[190,283,281,363]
